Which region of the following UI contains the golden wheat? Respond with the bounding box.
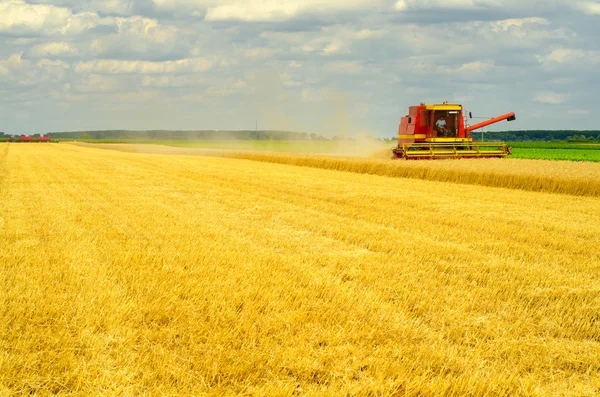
[1,143,600,396]
[214,152,600,197]
[76,143,600,197]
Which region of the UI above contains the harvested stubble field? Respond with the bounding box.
[1,143,600,396]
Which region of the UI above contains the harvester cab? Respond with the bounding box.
[392,102,516,160]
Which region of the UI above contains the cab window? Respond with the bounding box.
[433,111,459,137]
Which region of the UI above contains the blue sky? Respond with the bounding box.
[0,0,599,137]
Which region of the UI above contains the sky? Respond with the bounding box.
[0,0,599,137]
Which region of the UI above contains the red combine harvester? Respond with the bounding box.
[392,102,516,160]
[14,135,52,142]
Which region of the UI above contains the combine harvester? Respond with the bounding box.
[7,136,53,142]
[392,102,516,160]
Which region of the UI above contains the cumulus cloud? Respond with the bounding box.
[91,0,133,15]
[0,0,72,34]
[28,0,134,15]
[395,0,480,11]
[207,0,373,21]
[0,52,71,86]
[323,61,362,75]
[354,29,385,39]
[244,47,280,59]
[36,58,70,79]
[0,0,599,133]
[89,16,183,60]
[76,74,120,92]
[393,0,600,26]
[262,25,387,56]
[536,48,600,65]
[0,54,25,76]
[154,0,375,21]
[0,0,99,36]
[579,1,600,15]
[25,41,77,58]
[75,58,213,74]
[448,60,496,74]
[490,17,550,31]
[534,91,567,104]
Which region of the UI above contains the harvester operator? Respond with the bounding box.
[435,116,447,137]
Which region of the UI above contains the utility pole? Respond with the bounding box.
[471,116,492,142]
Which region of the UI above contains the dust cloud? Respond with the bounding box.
[249,70,389,158]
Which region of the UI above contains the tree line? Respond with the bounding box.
[2,129,600,142]
[46,130,324,141]
[479,130,600,142]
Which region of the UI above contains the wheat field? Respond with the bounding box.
[1,143,600,396]
[77,143,600,197]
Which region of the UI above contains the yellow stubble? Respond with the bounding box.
[1,144,599,396]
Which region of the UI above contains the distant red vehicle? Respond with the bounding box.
[38,136,51,142]
[20,136,34,142]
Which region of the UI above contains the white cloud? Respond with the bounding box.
[0,0,71,34]
[354,29,385,39]
[36,58,70,69]
[113,16,176,42]
[263,25,381,56]
[536,48,600,65]
[26,42,77,58]
[89,16,180,58]
[490,17,550,32]
[394,0,600,17]
[36,58,70,79]
[61,12,100,35]
[395,0,479,11]
[152,0,212,12]
[76,74,120,92]
[244,47,280,59]
[323,61,362,75]
[142,76,248,98]
[463,17,562,43]
[0,0,598,133]
[454,60,495,73]
[75,58,213,74]
[0,0,99,36]
[0,53,70,86]
[26,0,134,15]
[91,0,133,15]
[539,48,585,63]
[534,91,566,104]
[323,39,350,55]
[154,0,374,21]
[142,75,203,87]
[579,1,600,14]
[0,53,29,77]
